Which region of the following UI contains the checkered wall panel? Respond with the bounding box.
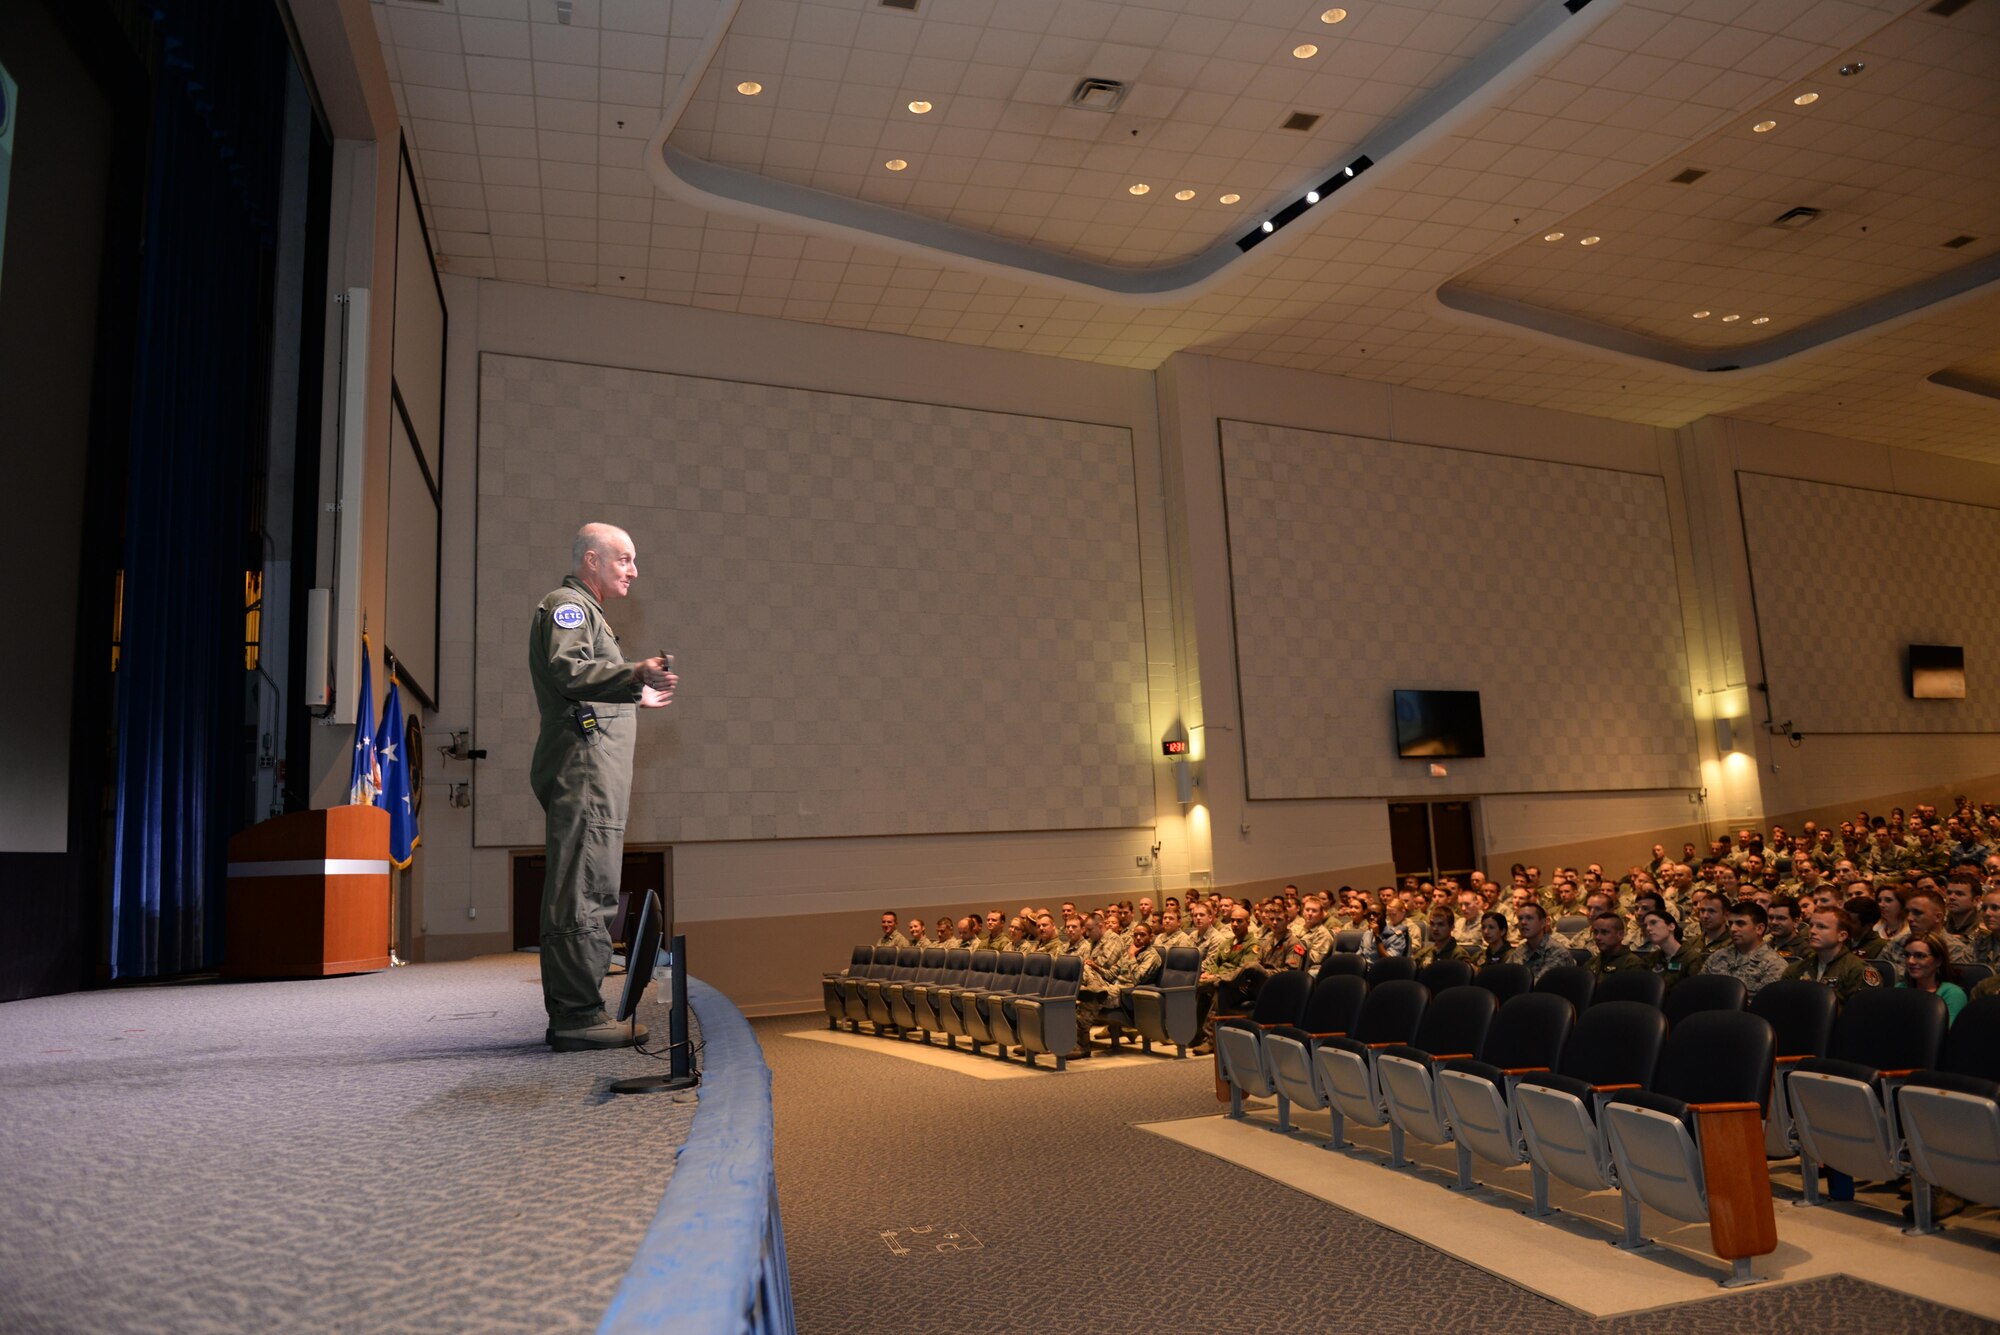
[1219,420,1700,799]
[1739,472,2000,734]
[474,354,1154,846]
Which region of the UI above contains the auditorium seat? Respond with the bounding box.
[840,946,897,1029]
[1376,986,1500,1167]
[1898,996,2000,1232]
[1264,973,1370,1134]
[1015,956,1083,1071]
[1590,969,1664,1010]
[1369,956,1416,984]
[1128,946,1202,1056]
[1416,960,1474,993]
[1472,962,1531,1003]
[883,947,935,1033]
[1513,1001,1670,1218]
[1661,973,1745,1028]
[1435,993,1576,1189]
[1601,1011,1777,1284]
[1532,964,1594,1014]
[1314,980,1428,1150]
[959,951,1026,1051]
[1218,970,1312,1121]
[862,947,921,1031]
[823,946,870,1028]
[1555,914,1590,939]
[908,948,970,1041]
[1788,988,1949,1209]
[1749,979,1839,1160]
[989,951,1052,1057]
[1953,962,1994,991]
[1333,929,1365,953]
[935,950,998,1048]
[1318,953,1367,979]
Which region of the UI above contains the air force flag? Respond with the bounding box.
[347,635,380,806]
[375,670,419,869]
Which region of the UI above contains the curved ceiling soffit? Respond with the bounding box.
[1430,250,2000,380]
[642,0,1629,307]
[1923,369,2000,410]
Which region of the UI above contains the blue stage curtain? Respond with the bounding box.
[109,0,284,979]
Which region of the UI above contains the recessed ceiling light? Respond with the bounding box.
[1220,192,1241,204]
[1792,92,1819,106]
[1260,220,1275,233]
[1543,231,1565,241]
[884,158,908,171]
[1129,183,1150,195]
[1579,235,1601,245]
[1751,316,1770,325]
[1721,313,1741,323]
[736,81,763,96]
[1321,7,1348,22]
[1753,120,1777,133]
[1305,190,1320,203]
[1692,310,1711,319]
[1293,43,1319,58]
[1174,189,1196,201]
[907,100,932,114]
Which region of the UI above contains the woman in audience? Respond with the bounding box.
[1866,885,1910,959]
[1378,896,1413,959]
[1641,908,1704,990]
[1477,911,1512,967]
[1900,932,1968,1024]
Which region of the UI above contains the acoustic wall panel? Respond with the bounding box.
[1220,419,1699,799]
[1740,473,2000,734]
[474,354,1154,846]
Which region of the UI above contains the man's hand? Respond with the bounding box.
[640,683,674,709]
[635,656,675,689]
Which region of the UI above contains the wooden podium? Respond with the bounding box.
[224,807,392,978]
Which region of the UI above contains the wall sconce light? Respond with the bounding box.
[1714,718,1735,753]
[1174,759,1194,804]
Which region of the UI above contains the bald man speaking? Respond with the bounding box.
[529,523,677,1050]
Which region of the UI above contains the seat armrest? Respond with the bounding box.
[1591,1082,1641,1093]
[1430,1052,1474,1061]
[1688,1101,1762,1114]
[1366,1041,1399,1049]
[1500,1065,1550,1076]
[1878,1068,1919,1079]
[1307,1030,1348,1039]
[1774,1054,1812,1066]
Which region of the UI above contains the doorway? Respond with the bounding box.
[1387,800,1479,883]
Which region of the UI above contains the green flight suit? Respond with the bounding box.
[529,576,648,1026]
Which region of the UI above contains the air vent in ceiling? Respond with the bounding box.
[1282,111,1321,132]
[1669,167,1708,184]
[880,0,918,10]
[1070,78,1127,111]
[1769,206,1822,230]
[1928,0,1976,16]
[1943,234,1978,248]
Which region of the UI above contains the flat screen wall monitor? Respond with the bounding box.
[1909,644,1965,700]
[1394,689,1486,759]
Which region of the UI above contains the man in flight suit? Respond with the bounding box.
[530,523,676,1050]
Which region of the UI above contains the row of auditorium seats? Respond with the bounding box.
[819,945,1202,1070]
[1217,966,2000,1283]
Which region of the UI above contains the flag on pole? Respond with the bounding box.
[348,633,380,806]
[375,665,419,868]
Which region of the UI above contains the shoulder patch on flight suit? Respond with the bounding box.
[1861,963,1884,988]
[551,603,586,629]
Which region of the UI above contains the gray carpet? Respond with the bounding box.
[0,955,695,1335]
[761,1019,2000,1335]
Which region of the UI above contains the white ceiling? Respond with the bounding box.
[370,0,2000,461]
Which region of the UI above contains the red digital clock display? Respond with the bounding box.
[1161,739,1189,755]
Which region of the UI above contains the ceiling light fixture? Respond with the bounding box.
[1579,235,1601,245]
[1792,91,1819,106]
[1721,313,1741,323]
[1220,192,1241,204]
[1305,189,1320,204]
[1321,7,1348,21]
[1751,316,1770,325]
[1543,231,1565,241]
[736,81,763,96]
[1129,183,1150,195]
[1293,43,1319,58]
[1753,120,1777,132]
[908,100,932,114]
[1174,189,1196,201]
[1261,220,1275,233]
[1692,310,1711,318]
[884,158,908,171]
[1838,61,1864,76]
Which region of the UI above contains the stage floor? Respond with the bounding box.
[0,955,693,1335]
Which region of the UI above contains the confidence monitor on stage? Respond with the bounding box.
[614,889,664,1027]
